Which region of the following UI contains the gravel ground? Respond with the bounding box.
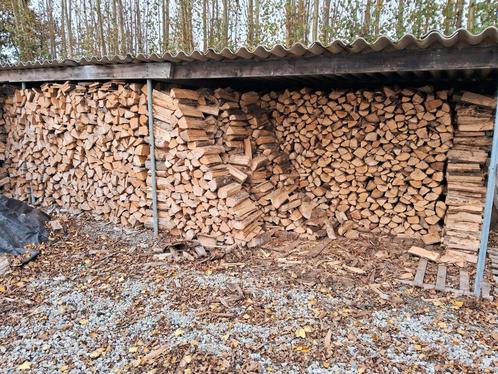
[0,216,497,373]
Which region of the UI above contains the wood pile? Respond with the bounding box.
[2,81,494,249]
[2,81,150,226]
[146,87,295,246]
[443,91,496,253]
[262,87,453,239]
[0,92,7,190]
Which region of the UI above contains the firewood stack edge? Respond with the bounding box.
[443,92,497,255]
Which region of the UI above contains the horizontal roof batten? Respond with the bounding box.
[0,47,496,83]
[0,62,172,83]
[172,47,498,80]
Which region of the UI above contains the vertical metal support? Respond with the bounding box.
[147,79,159,237]
[474,86,498,297]
[21,82,26,90]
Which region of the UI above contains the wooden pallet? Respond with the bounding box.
[400,258,494,300]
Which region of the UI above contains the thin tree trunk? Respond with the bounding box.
[466,0,476,31]
[222,0,229,47]
[202,0,208,50]
[454,0,465,29]
[321,0,331,42]
[117,0,126,53]
[373,0,382,37]
[312,0,319,41]
[248,0,254,46]
[96,0,107,55]
[361,0,372,37]
[396,0,405,38]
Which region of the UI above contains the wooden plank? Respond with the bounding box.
[459,270,470,293]
[173,47,498,80]
[414,258,428,287]
[481,282,491,299]
[436,264,447,291]
[0,62,172,82]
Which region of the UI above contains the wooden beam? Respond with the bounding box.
[172,47,497,80]
[0,62,172,83]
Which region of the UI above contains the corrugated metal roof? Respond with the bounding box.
[1,27,497,71]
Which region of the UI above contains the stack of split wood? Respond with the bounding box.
[0,92,7,190]
[263,87,453,239]
[2,81,150,226]
[147,87,292,246]
[443,92,496,254]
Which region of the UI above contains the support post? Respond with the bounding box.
[147,79,159,237]
[474,86,498,297]
[21,82,26,90]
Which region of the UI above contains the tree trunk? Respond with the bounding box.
[321,0,331,42]
[396,0,405,38]
[96,0,106,56]
[466,0,476,31]
[361,0,372,37]
[373,0,383,37]
[312,0,319,42]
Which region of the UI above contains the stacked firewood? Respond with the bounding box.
[2,81,150,226]
[262,87,453,239]
[147,87,309,246]
[443,91,496,253]
[0,92,7,190]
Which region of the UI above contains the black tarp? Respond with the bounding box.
[0,195,49,255]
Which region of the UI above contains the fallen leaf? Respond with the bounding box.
[295,328,306,338]
[437,321,448,329]
[174,328,184,336]
[324,329,332,350]
[0,285,5,293]
[295,345,310,352]
[128,346,138,353]
[18,362,31,370]
[89,348,104,359]
[451,300,464,309]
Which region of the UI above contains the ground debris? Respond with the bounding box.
[0,215,496,373]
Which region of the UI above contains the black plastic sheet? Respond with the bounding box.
[0,195,49,255]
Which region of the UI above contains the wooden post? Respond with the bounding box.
[147,79,159,237]
[474,86,498,297]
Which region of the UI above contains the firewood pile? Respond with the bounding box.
[1,81,150,227]
[0,93,7,190]
[0,81,495,251]
[443,92,497,253]
[262,87,454,241]
[147,87,297,247]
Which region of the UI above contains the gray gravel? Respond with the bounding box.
[1,264,497,373]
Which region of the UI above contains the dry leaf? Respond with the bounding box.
[324,329,332,350]
[18,362,31,370]
[295,328,306,338]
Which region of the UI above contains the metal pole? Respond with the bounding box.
[474,85,498,297]
[21,82,26,90]
[147,79,159,237]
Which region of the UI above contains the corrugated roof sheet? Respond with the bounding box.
[1,27,497,70]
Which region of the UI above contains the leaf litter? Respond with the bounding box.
[0,214,497,373]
